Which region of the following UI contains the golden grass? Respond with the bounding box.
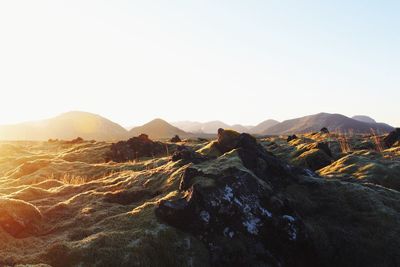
[370,128,384,152]
[337,131,352,153]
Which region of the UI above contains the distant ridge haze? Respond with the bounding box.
[262,113,394,135]
[0,111,395,141]
[129,118,192,140]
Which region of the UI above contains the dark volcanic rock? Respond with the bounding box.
[294,149,332,171]
[156,166,315,267]
[287,135,298,142]
[384,128,400,148]
[157,132,317,266]
[156,129,400,267]
[105,134,172,162]
[104,189,154,205]
[65,137,84,144]
[170,135,182,143]
[216,128,241,153]
[291,142,333,171]
[171,146,208,164]
[314,142,332,157]
[0,198,42,238]
[320,127,329,134]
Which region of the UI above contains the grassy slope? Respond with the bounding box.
[0,132,399,266]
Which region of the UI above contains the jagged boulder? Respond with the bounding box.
[156,132,400,266]
[64,137,84,144]
[171,146,208,164]
[156,153,315,267]
[384,128,400,148]
[320,127,329,134]
[216,128,241,153]
[105,134,172,162]
[289,142,333,171]
[292,148,332,171]
[0,198,42,238]
[170,135,182,143]
[314,142,332,157]
[196,129,242,158]
[157,132,317,266]
[287,135,298,142]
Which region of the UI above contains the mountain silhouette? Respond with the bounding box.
[262,113,393,135]
[352,115,377,124]
[249,119,280,134]
[0,111,127,141]
[129,118,190,139]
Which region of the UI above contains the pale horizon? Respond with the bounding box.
[1,1,399,127]
[0,109,397,129]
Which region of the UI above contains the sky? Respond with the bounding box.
[0,0,399,127]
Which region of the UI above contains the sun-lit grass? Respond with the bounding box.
[370,128,384,152]
[337,131,352,153]
[49,173,88,185]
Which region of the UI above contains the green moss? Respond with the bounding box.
[196,141,222,158]
[292,148,332,171]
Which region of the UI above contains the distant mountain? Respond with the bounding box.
[171,121,207,133]
[352,115,376,124]
[129,118,190,139]
[195,121,230,134]
[262,113,394,135]
[230,124,251,133]
[172,121,250,134]
[249,119,280,134]
[0,111,128,141]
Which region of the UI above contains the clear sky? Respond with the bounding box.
[0,1,399,127]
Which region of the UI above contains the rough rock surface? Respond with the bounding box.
[170,135,182,143]
[156,137,316,266]
[156,133,400,266]
[1,133,400,267]
[0,198,42,238]
[216,128,241,153]
[320,127,329,134]
[287,134,298,142]
[105,134,173,162]
[290,142,333,171]
[384,128,400,148]
[171,146,208,164]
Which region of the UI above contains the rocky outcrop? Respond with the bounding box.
[171,146,208,164]
[0,198,42,238]
[320,127,329,134]
[65,137,84,144]
[384,128,400,148]
[293,148,332,171]
[216,128,241,153]
[170,135,182,143]
[156,131,400,266]
[105,134,173,162]
[287,134,298,142]
[290,142,333,171]
[156,132,317,266]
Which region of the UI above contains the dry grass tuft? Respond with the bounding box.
[370,128,384,152]
[337,131,352,153]
[52,173,88,185]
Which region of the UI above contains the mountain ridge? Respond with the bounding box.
[262,113,394,135]
[0,111,395,141]
[129,118,191,139]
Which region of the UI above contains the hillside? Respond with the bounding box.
[129,118,190,139]
[0,129,399,266]
[263,113,394,135]
[0,111,128,141]
[249,119,280,134]
[172,121,250,133]
[352,115,377,123]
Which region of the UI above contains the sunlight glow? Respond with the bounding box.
[0,1,398,127]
